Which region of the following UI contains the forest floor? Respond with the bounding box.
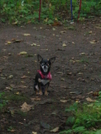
[0,18,101,134]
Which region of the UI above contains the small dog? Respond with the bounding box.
[34,54,56,95]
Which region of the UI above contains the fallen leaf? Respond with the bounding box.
[12,21,18,25]
[60,100,68,103]
[18,85,27,88]
[90,40,96,44]
[50,127,59,133]
[32,132,37,134]
[86,97,95,102]
[92,91,99,96]
[5,87,13,91]
[40,49,48,51]
[52,21,62,26]
[53,28,56,31]
[21,102,33,112]
[19,51,27,55]
[12,38,23,43]
[23,33,30,36]
[21,75,28,79]
[89,31,92,34]
[8,75,13,79]
[60,31,66,34]
[72,42,75,44]
[16,92,20,95]
[40,27,43,29]
[79,52,86,55]
[6,41,12,45]
[95,26,101,29]
[31,43,37,46]
[61,78,65,81]
[62,43,67,47]
[31,97,41,102]
[87,91,93,95]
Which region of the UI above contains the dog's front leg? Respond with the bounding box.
[44,85,49,96]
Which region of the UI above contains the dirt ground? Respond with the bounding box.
[0,18,101,134]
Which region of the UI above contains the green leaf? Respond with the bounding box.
[95,129,101,134]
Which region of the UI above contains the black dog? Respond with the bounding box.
[34,54,56,95]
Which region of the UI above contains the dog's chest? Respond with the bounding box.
[38,78,50,85]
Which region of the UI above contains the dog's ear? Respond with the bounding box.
[37,54,43,62]
[49,57,56,64]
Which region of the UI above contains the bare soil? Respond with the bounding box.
[0,18,101,134]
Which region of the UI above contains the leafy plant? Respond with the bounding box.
[0,92,6,111]
[60,93,101,134]
[0,0,101,24]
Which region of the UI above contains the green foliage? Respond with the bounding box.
[60,93,101,134]
[0,0,101,24]
[5,93,29,102]
[0,92,6,111]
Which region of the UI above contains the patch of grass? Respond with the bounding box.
[4,93,29,103]
[60,92,101,134]
[7,126,15,132]
[67,26,76,30]
[0,92,7,111]
[17,110,27,116]
[79,57,89,63]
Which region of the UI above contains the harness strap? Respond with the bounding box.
[38,70,52,80]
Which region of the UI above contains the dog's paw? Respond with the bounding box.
[45,91,48,96]
[39,90,43,95]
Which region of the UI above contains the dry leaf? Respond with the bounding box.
[50,127,59,132]
[8,75,13,79]
[31,97,41,102]
[60,100,68,103]
[5,87,12,90]
[31,43,37,46]
[52,21,62,26]
[18,85,27,89]
[60,31,66,34]
[89,31,92,34]
[53,28,56,31]
[16,92,20,95]
[21,75,28,79]
[6,41,12,45]
[62,43,67,47]
[12,38,23,43]
[72,42,75,44]
[21,102,33,112]
[40,27,43,29]
[23,33,30,36]
[92,91,99,97]
[79,52,86,55]
[32,132,37,134]
[90,40,96,44]
[19,51,27,55]
[61,78,65,81]
[86,97,95,102]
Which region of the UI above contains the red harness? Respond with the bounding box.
[38,70,52,80]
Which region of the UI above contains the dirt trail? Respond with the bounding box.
[0,19,101,133]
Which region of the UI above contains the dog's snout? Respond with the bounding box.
[44,65,46,69]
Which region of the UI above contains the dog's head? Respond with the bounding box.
[37,54,56,75]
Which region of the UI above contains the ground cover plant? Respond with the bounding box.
[0,0,101,24]
[60,92,101,134]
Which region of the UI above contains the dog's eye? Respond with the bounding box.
[41,63,44,66]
